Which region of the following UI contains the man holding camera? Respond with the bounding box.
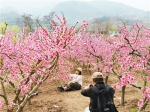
[81,72,117,112]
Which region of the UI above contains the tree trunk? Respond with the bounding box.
[121,86,126,106]
[105,76,108,85]
[28,99,31,105]
[96,59,100,72]
[16,106,24,112]
[16,96,28,112]
[16,83,40,112]
[88,64,92,75]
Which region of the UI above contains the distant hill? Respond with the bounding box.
[52,1,105,23]
[88,1,149,20]
[0,1,150,26]
[0,7,21,26]
[52,1,149,23]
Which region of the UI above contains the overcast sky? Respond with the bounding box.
[0,0,150,11]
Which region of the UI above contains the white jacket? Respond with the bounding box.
[69,74,82,86]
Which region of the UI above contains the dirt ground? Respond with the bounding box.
[0,69,150,112]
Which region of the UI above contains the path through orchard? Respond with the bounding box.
[20,74,147,112]
[0,71,149,112]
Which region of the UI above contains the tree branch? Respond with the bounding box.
[42,52,59,82]
[0,76,15,90]
[112,68,121,80]
[13,89,21,104]
[25,59,42,85]
[130,84,141,90]
[1,79,9,106]
[124,37,142,57]
[28,92,38,99]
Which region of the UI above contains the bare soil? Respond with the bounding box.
[1,69,150,112]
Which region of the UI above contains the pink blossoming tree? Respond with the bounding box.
[68,23,150,111]
[0,15,87,112]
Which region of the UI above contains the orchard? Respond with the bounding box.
[0,15,150,112]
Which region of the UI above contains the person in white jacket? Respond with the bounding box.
[57,67,82,92]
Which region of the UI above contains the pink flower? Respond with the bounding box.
[0,101,4,109]
[138,99,143,108]
[8,102,15,110]
[143,87,150,100]
[115,82,122,89]
[21,85,29,94]
[147,76,150,81]
[11,73,18,79]
[43,29,49,36]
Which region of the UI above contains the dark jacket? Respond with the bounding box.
[81,82,115,112]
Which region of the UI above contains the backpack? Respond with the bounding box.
[92,85,118,112]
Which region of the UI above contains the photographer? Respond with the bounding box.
[81,72,117,112]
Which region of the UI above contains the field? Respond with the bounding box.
[1,66,150,112]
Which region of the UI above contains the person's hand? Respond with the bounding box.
[84,86,89,89]
[68,81,72,84]
[84,84,92,89]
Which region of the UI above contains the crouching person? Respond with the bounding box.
[81,72,118,112]
[57,67,82,92]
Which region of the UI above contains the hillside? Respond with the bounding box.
[0,7,21,26]
[88,1,149,20]
[52,1,105,23]
[52,1,149,23]
[0,1,150,25]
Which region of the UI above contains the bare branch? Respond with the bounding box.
[124,37,142,57]
[0,76,15,89]
[13,90,21,104]
[1,80,9,105]
[0,94,5,98]
[1,53,12,59]
[28,92,38,99]
[130,84,141,90]
[112,68,121,80]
